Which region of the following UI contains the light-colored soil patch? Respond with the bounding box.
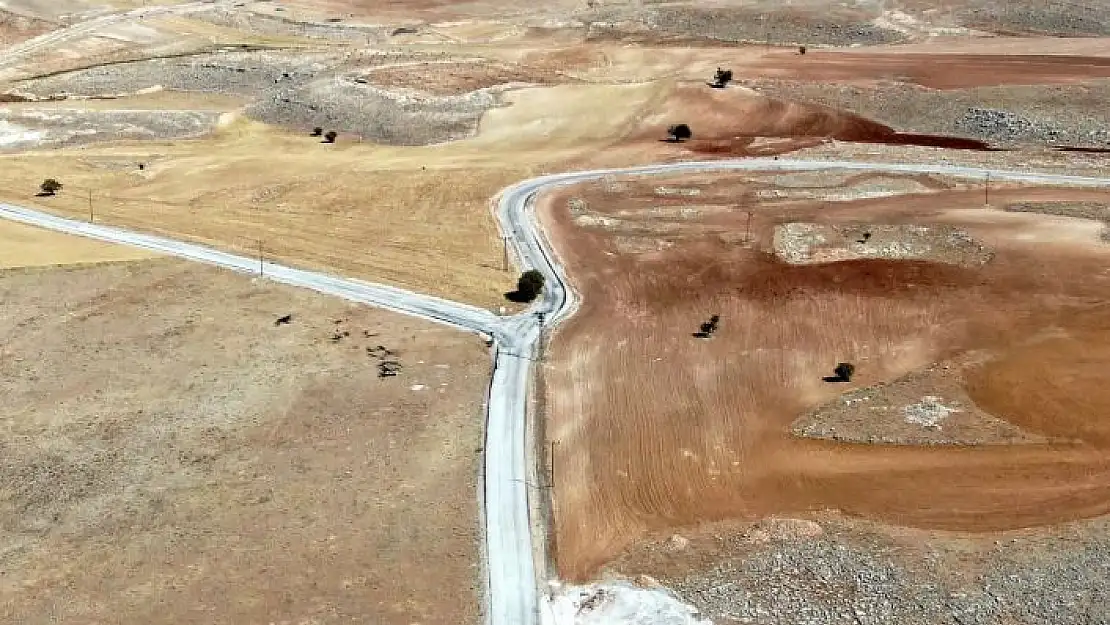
[793,358,1046,446]
[0,218,158,267]
[0,259,486,625]
[772,222,993,266]
[361,59,575,96]
[0,107,220,149]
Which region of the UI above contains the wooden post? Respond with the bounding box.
[87,189,93,222]
[745,210,753,243]
[984,172,991,206]
[257,239,264,276]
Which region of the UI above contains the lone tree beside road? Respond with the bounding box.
[39,178,62,196]
[666,123,692,142]
[507,269,545,302]
[324,130,338,143]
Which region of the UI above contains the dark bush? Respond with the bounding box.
[507,269,545,302]
[324,130,338,143]
[834,362,855,382]
[39,178,62,196]
[311,127,323,137]
[711,68,733,87]
[667,123,692,142]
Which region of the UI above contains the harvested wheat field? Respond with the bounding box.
[0,259,487,625]
[0,218,157,268]
[540,171,1110,580]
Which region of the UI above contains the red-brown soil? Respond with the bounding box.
[636,84,992,157]
[540,174,1110,581]
[739,53,1110,89]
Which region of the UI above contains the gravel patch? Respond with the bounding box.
[773,223,992,266]
[667,516,1110,625]
[792,360,1044,446]
[192,8,391,43]
[246,78,504,145]
[13,50,337,99]
[0,107,218,149]
[579,5,903,46]
[752,80,1110,148]
[1005,201,1110,222]
[960,2,1110,36]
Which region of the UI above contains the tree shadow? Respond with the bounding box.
[504,290,536,303]
[34,191,55,197]
[822,375,850,383]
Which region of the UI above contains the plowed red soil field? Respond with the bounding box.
[540,174,1110,580]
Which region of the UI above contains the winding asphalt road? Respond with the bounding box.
[4,159,1110,625]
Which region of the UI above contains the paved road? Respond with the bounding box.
[4,159,1110,625]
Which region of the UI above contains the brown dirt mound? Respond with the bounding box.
[646,85,990,152]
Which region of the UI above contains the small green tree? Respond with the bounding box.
[515,269,545,302]
[310,126,323,137]
[39,178,62,196]
[324,130,338,143]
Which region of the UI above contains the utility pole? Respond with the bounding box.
[745,210,753,243]
[257,239,264,276]
[502,236,510,272]
[87,189,93,222]
[984,172,991,206]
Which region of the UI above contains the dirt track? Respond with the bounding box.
[540,174,1110,580]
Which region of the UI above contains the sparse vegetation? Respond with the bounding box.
[694,314,720,338]
[324,130,338,143]
[38,178,62,196]
[711,68,734,88]
[834,362,856,382]
[311,126,323,137]
[667,123,693,142]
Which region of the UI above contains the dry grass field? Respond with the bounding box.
[540,173,1110,580]
[0,118,542,307]
[0,259,488,625]
[0,219,157,267]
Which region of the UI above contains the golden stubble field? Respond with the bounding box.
[0,258,489,625]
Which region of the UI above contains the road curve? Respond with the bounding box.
[4,159,1110,625]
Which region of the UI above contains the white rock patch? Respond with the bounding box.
[903,395,960,429]
[543,580,712,625]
